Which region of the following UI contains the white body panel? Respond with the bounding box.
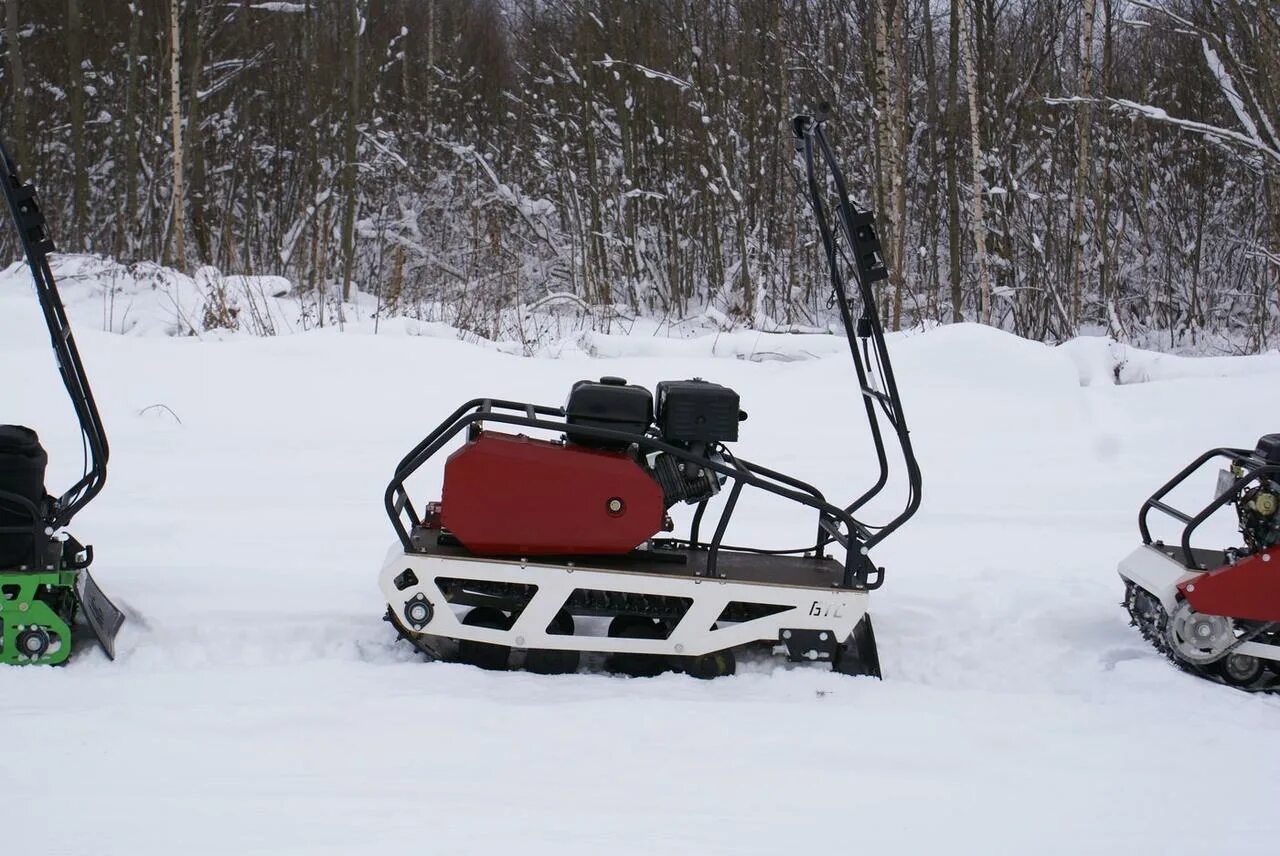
[379,544,868,658]
[1234,640,1280,661]
[1116,544,1203,612]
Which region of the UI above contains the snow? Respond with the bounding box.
[1061,336,1280,386]
[0,255,300,337]
[593,58,693,90]
[1201,39,1262,146]
[1111,97,1280,166]
[250,2,308,12]
[3,272,1280,854]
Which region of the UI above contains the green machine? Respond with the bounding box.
[0,137,123,664]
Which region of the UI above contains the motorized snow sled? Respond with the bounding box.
[0,137,124,664]
[378,106,921,678]
[1120,437,1280,691]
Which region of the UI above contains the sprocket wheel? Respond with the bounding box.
[1123,581,1280,692]
[1164,600,1235,665]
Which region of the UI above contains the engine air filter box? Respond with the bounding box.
[656,379,741,444]
[565,376,653,447]
[1255,434,1280,466]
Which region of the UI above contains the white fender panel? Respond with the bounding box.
[1117,544,1203,612]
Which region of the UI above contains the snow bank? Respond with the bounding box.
[0,254,301,337]
[1060,336,1280,385]
[6,254,1280,389]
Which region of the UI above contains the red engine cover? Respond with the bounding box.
[1180,545,1280,623]
[440,431,664,556]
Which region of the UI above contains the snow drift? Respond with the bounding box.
[5,253,1279,377]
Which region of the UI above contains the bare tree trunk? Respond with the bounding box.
[959,0,990,324]
[945,0,964,322]
[186,0,210,263]
[1254,2,1279,346]
[399,0,409,108]
[921,0,941,321]
[5,0,26,167]
[425,0,435,134]
[1267,174,1280,348]
[1094,0,1117,335]
[169,0,187,271]
[339,0,361,301]
[872,0,900,326]
[67,0,87,249]
[1069,0,1097,329]
[872,0,891,234]
[891,0,909,330]
[119,1,142,258]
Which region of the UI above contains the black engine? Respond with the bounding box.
[565,376,743,508]
[0,425,48,567]
[1237,434,1280,552]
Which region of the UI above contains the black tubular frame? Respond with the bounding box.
[384,398,881,587]
[384,107,921,591]
[1138,446,1276,569]
[794,105,921,548]
[0,137,109,534]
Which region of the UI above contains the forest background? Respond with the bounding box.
[1,0,1276,351]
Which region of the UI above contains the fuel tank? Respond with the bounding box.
[440,431,664,556]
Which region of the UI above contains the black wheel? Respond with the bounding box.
[457,607,513,671]
[523,611,580,675]
[682,649,736,679]
[15,626,50,660]
[608,615,665,638]
[606,615,670,678]
[1215,652,1266,687]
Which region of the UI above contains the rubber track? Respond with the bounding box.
[1123,581,1279,694]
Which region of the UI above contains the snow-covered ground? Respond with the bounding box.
[3,272,1279,855]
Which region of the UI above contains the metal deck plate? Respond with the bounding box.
[409,526,845,589]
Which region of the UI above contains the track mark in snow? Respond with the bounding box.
[1099,647,1153,671]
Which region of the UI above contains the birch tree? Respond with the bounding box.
[5,0,26,166]
[66,0,86,248]
[118,1,142,257]
[1069,0,1097,328]
[168,0,186,271]
[945,0,963,322]
[959,0,990,324]
[339,0,361,302]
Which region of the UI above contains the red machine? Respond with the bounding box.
[377,108,922,679]
[1120,435,1280,691]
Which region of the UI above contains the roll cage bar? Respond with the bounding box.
[384,107,921,591]
[0,137,109,547]
[1139,446,1277,570]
